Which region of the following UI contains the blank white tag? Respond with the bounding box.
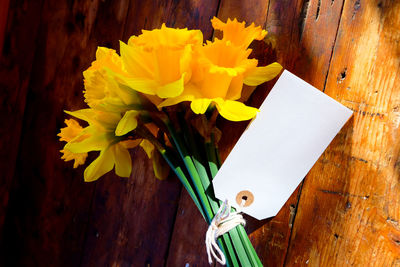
[213,70,353,220]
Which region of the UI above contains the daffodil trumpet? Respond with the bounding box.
[59,17,282,266]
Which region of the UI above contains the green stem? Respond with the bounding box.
[161,114,262,266]
[205,141,253,267]
[181,121,238,267]
[205,141,219,178]
[237,224,263,266]
[165,121,213,223]
[210,141,262,267]
[160,149,205,219]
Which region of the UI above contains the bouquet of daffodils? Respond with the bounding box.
[59,17,282,266]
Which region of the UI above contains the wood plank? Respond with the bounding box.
[0,0,10,54]
[0,0,44,239]
[0,1,126,265]
[266,0,346,90]
[217,0,269,27]
[81,1,220,266]
[166,190,212,267]
[81,150,182,266]
[3,1,398,266]
[122,0,218,39]
[211,0,346,265]
[285,0,400,265]
[263,0,346,265]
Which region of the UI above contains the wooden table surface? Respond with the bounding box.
[1,0,399,266]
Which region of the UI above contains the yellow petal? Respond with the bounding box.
[129,24,203,50]
[84,149,115,182]
[65,109,96,124]
[115,110,138,136]
[120,26,202,98]
[140,139,154,158]
[94,47,114,61]
[200,39,251,70]
[92,47,124,74]
[198,71,233,98]
[154,46,185,83]
[113,143,132,177]
[92,111,122,130]
[191,98,212,114]
[119,76,159,95]
[194,39,256,99]
[152,149,170,180]
[58,119,85,142]
[156,73,186,98]
[158,83,199,108]
[211,17,267,48]
[213,98,259,121]
[101,68,143,107]
[83,47,139,111]
[243,62,283,86]
[120,41,155,78]
[60,149,88,168]
[225,74,244,100]
[158,93,194,108]
[65,109,121,131]
[180,45,193,83]
[65,133,109,153]
[83,69,108,109]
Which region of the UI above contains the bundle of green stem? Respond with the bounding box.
[139,107,262,266]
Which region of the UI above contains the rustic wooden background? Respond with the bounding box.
[1,0,399,266]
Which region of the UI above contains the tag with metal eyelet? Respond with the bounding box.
[213,70,353,220]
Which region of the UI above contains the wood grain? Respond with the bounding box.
[285,0,400,265]
[0,0,10,54]
[166,189,212,266]
[81,149,182,267]
[1,0,400,266]
[1,0,127,265]
[0,0,111,264]
[0,0,45,239]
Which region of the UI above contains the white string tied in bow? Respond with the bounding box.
[205,199,246,265]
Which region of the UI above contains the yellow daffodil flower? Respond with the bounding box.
[61,109,141,181]
[60,18,284,182]
[118,24,203,99]
[211,17,267,49]
[58,119,89,168]
[159,18,282,121]
[83,47,142,112]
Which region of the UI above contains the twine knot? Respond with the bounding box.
[205,199,246,265]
